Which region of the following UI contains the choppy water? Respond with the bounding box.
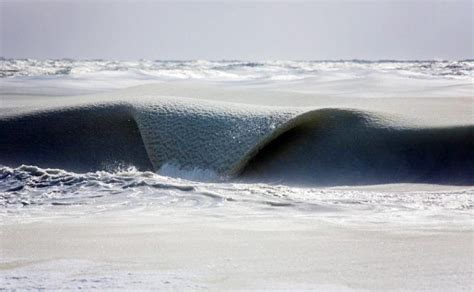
[1,165,472,226]
[1,58,473,80]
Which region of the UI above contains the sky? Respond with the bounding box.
[1,0,472,60]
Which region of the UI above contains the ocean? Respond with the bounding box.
[1,59,473,290]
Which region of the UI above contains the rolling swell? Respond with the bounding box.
[1,99,472,186]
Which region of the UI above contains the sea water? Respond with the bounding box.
[1,59,472,226]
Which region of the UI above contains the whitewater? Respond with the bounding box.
[1,59,473,290]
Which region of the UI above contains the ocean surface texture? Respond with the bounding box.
[1,59,473,290]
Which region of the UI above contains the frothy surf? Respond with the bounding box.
[2,59,472,79]
[1,164,472,226]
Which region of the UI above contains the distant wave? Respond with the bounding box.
[1,59,472,80]
[1,97,472,186]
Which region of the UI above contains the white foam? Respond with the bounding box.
[2,165,472,227]
[158,163,220,182]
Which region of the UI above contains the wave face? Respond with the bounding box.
[1,97,472,186]
[241,110,474,186]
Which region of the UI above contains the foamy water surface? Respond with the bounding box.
[1,165,472,227]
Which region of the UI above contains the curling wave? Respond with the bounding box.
[0,97,472,186]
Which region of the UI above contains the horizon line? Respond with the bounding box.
[1,57,473,63]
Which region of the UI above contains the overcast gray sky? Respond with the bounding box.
[1,0,472,60]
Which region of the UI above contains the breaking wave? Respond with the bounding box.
[1,97,472,186]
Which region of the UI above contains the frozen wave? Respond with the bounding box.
[1,97,472,186]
